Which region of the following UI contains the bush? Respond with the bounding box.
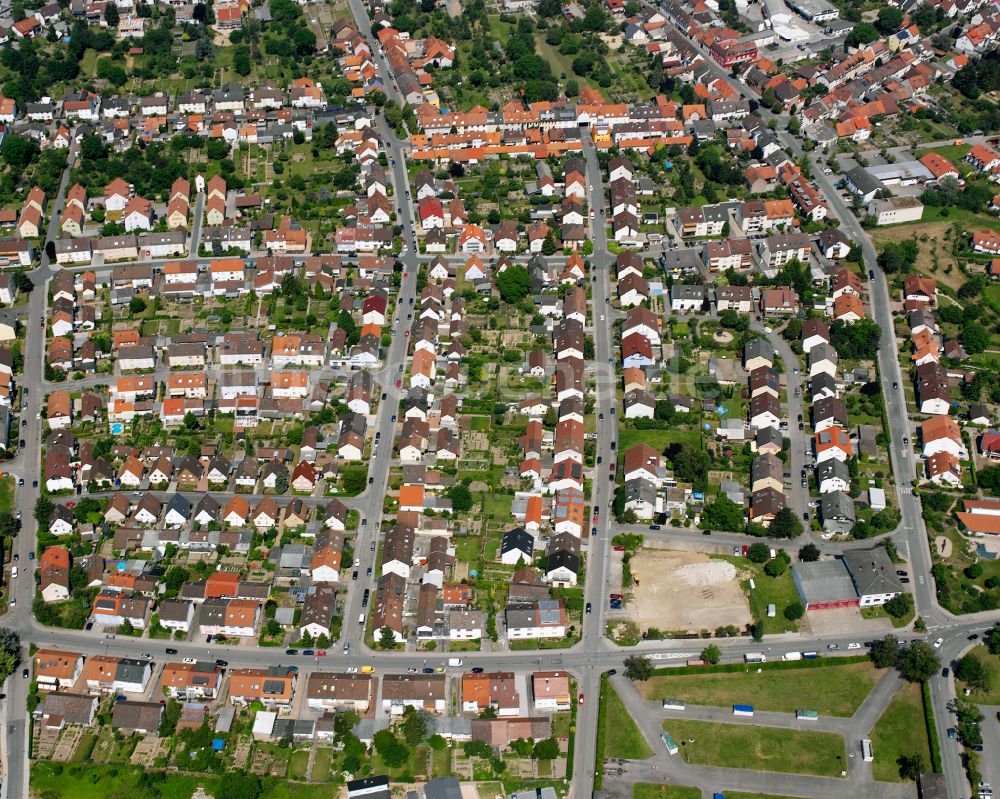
[965,563,985,579]
[784,601,804,620]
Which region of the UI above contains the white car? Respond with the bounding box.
[934,637,944,648]
[847,642,861,650]
[346,666,359,673]
[182,657,196,664]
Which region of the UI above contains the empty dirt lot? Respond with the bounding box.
[622,549,752,633]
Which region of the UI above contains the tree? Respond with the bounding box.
[764,558,787,577]
[449,483,473,512]
[955,652,994,694]
[798,543,820,562]
[748,542,771,563]
[701,495,744,532]
[34,495,53,528]
[870,635,901,669]
[496,265,531,304]
[700,644,721,664]
[373,730,410,767]
[623,654,653,681]
[784,601,804,620]
[845,22,879,47]
[960,321,991,355]
[898,641,940,683]
[986,623,1000,655]
[1,135,39,171]
[379,625,398,649]
[770,507,803,540]
[159,699,181,736]
[533,737,560,760]
[897,753,924,781]
[13,273,33,294]
[875,6,903,33]
[884,592,914,620]
[129,296,147,315]
[0,630,20,682]
[104,2,119,25]
[219,773,261,799]
[401,705,428,746]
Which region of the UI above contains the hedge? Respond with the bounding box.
[922,680,943,773]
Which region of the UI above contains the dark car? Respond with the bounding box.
[352,570,359,580]
[868,269,875,280]
[285,649,299,656]
[893,381,898,390]
[371,541,376,551]
[303,650,314,656]
[422,667,434,673]
[215,659,228,667]
[607,668,617,676]
[702,529,712,535]
[896,570,908,577]
[803,512,809,521]
[969,633,980,641]
[165,648,177,655]
[585,602,592,614]
[942,667,950,678]
[471,667,484,673]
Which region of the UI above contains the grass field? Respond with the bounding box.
[639,662,879,717]
[867,207,1000,294]
[869,681,933,783]
[663,720,846,777]
[738,561,801,635]
[604,681,654,760]
[956,646,1000,704]
[633,785,700,799]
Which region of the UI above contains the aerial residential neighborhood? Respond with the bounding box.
[4,0,1000,796]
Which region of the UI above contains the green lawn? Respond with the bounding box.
[869,682,933,783]
[663,720,846,777]
[913,143,971,166]
[618,427,703,455]
[734,558,801,635]
[31,764,337,799]
[633,785,700,799]
[311,747,335,781]
[639,662,879,717]
[603,681,654,760]
[0,475,14,516]
[288,749,310,779]
[956,646,1000,704]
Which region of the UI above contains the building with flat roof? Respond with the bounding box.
[791,559,859,610]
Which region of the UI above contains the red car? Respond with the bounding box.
[316,650,327,656]
[578,693,585,705]
[395,379,401,388]
[741,545,749,557]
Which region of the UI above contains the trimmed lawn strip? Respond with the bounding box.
[869,682,932,783]
[618,427,703,454]
[633,785,701,799]
[662,719,846,777]
[604,679,654,760]
[640,661,879,717]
